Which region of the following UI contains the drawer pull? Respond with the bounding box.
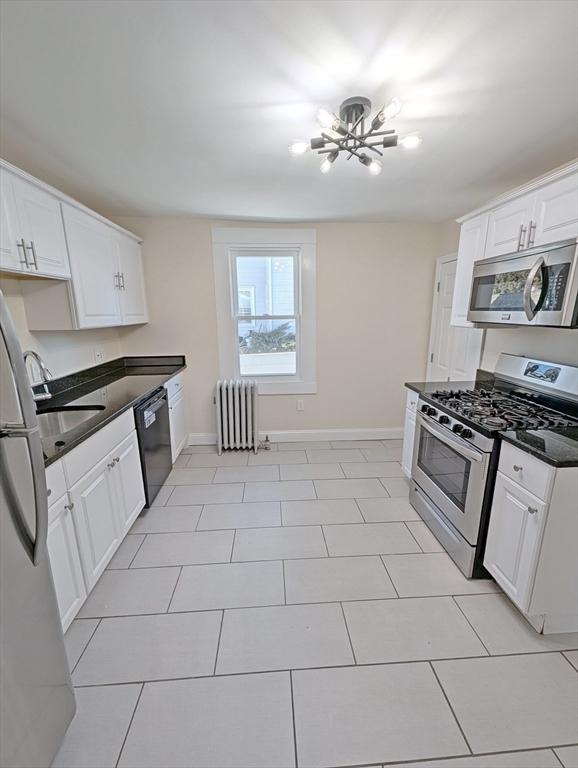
[107,461,115,469]
[64,502,74,512]
[527,506,538,515]
[513,465,523,472]
[113,456,120,464]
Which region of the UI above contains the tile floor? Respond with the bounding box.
[54,440,578,768]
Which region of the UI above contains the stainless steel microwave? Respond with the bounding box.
[468,237,578,327]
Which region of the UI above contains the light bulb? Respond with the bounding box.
[368,159,382,175]
[317,108,336,129]
[382,97,402,120]
[399,132,422,149]
[289,140,309,156]
[320,151,338,174]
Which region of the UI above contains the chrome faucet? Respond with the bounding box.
[23,350,53,402]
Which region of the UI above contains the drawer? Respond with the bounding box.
[63,409,135,487]
[47,491,69,525]
[45,460,67,504]
[166,372,184,401]
[406,389,419,412]
[499,442,555,501]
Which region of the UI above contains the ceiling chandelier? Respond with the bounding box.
[289,96,421,175]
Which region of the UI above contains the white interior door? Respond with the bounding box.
[427,256,484,382]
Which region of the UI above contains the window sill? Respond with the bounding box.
[255,381,317,395]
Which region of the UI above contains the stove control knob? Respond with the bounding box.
[438,415,450,424]
[452,424,463,433]
[420,404,429,413]
[427,407,437,417]
[461,428,473,439]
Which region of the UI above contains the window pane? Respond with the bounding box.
[235,254,295,316]
[238,319,297,376]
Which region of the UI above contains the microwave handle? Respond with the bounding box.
[523,256,545,321]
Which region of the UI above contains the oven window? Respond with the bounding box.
[417,429,471,512]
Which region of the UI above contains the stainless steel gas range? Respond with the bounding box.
[409,353,578,578]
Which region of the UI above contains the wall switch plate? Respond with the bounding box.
[296,399,305,412]
[94,349,105,365]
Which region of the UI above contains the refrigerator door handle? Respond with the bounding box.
[0,293,38,430]
[0,429,48,565]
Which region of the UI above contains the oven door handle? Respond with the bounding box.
[523,256,545,321]
[417,413,484,463]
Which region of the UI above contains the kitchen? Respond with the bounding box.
[0,2,577,768]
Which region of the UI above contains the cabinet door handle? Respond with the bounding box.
[64,502,74,511]
[120,272,125,290]
[517,225,527,251]
[17,239,29,267]
[27,241,38,270]
[513,465,523,472]
[527,506,538,515]
[114,456,120,464]
[113,272,120,289]
[107,461,115,469]
[527,221,536,248]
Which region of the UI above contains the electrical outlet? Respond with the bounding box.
[296,399,305,412]
[94,349,105,365]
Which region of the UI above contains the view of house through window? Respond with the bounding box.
[234,252,298,376]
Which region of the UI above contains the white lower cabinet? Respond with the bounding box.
[110,431,146,537]
[45,412,147,629]
[484,472,546,612]
[169,390,187,463]
[69,456,122,591]
[401,389,418,477]
[47,491,86,632]
[484,443,578,633]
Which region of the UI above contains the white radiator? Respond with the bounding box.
[215,380,259,454]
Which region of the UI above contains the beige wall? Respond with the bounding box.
[116,218,445,436]
[0,276,122,377]
[438,221,578,372]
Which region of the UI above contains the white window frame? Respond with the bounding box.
[212,227,317,395]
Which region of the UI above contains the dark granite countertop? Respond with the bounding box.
[404,375,578,468]
[38,356,186,466]
[499,428,578,468]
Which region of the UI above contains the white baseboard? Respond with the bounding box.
[188,427,404,445]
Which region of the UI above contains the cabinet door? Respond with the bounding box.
[532,173,578,246]
[169,391,188,462]
[69,458,121,590]
[47,493,87,631]
[451,213,489,327]
[110,431,146,536]
[117,235,148,324]
[0,170,25,272]
[485,194,535,259]
[62,203,121,327]
[484,472,547,612]
[11,175,71,278]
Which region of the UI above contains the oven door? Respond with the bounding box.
[468,240,578,326]
[412,413,490,545]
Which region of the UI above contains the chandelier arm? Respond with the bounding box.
[320,132,366,160]
[345,114,366,160]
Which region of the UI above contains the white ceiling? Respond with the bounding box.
[1,0,577,222]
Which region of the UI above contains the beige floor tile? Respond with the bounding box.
[383,553,499,597]
[362,446,403,461]
[167,483,244,505]
[243,480,315,502]
[563,650,578,670]
[358,497,420,522]
[186,451,249,467]
[344,596,487,664]
[197,501,281,530]
[166,467,217,485]
[248,450,307,465]
[324,522,421,556]
[314,478,388,499]
[130,505,202,533]
[212,465,279,483]
[118,673,295,768]
[555,746,578,768]
[307,449,365,463]
[285,555,396,604]
[387,749,561,768]
[130,530,234,568]
[406,520,445,552]
[216,603,354,674]
[433,653,578,753]
[380,476,410,497]
[280,462,345,480]
[106,534,145,569]
[342,461,405,478]
[281,498,363,526]
[149,485,174,506]
[63,619,99,671]
[233,525,327,561]
[169,561,284,612]
[293,663,468,766]
[78,567,180,618]
[455,593,578,655]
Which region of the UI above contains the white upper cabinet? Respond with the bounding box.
[0,168,70,278]
[62,203,122,327]
[532,172,578,246]
[451,213,489,326]
[116,233,148,324]
[485,192,535,259]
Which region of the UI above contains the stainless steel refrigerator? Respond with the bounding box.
[0,290,75,768]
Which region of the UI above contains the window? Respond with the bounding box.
[212,228,316,394]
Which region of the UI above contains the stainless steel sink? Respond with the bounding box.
[36,406,105,437]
